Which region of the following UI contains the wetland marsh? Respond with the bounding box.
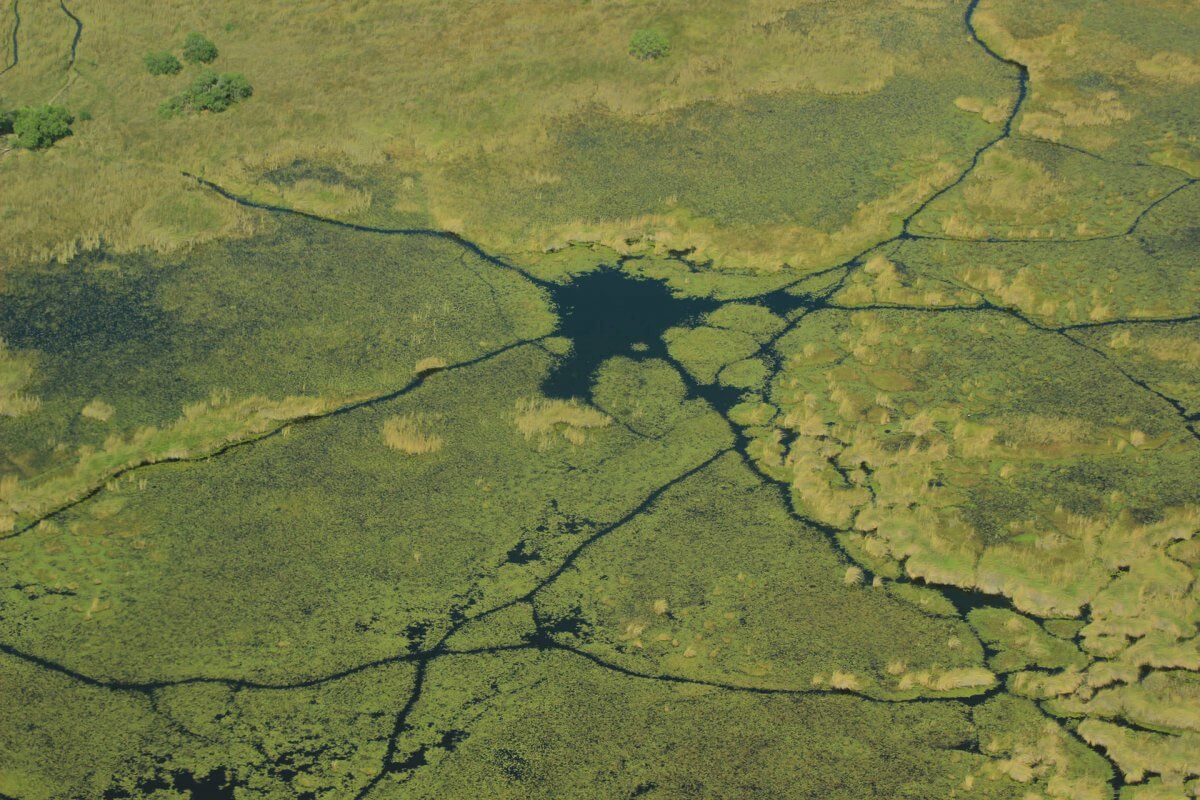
[2,0,1199,798]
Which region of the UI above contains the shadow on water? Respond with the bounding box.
[540,267,719,400]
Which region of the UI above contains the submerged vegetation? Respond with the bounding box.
[0,0,1198,797]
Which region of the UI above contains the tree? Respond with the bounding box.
[144,50,182,75]
[182,32,219,64]
[629,28,669,60]
[13,105,74,149]
[160,70,253,116]
[0,108,14,136]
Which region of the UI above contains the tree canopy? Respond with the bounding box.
[629,29,669,60]
[12,105,74,149]
[160,70,252,116]
[144,50,183,75]
[182,32,219,64]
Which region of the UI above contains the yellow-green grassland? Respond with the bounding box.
[1,0,1198,797]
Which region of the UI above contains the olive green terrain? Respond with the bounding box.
[1,0,1199,798]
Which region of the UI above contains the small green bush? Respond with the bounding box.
[144,50,182,75]
[182,32,219,64]
[160,69,252,116]
[629,28,669,60]
[12,105,74,149]
[0,108,14,136]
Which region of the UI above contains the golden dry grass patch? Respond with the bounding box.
[414,356,448,374]
[1136,51,1200,85]
[514,397,610,447]
[381,413,444,455]
[81,398,116,422]
[895,666,995,693]
[829,670,863,691]
[954,94,1013,125]
[836,253,981,308]
[1108,330,1200,369]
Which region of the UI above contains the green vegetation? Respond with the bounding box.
[395,650,1000,798]
[538,453,991,698]
[0,0,1008,269]
[181,31,219,64]
[628,28,669,60]
[747,307,1198,610]
[1,0,1199,796]
[908,138,1182,240]
[664,324,760,383]
[0,215,553,534]
[10,105,73,149]
[142,49,182,75]
[975,0,1200,172]
[159,69,252,116]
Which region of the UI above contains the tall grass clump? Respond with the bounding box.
[382,414,444,454]
[515,397,610,446]
[0,338,40,417]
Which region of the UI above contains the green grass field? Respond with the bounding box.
[2,0,1199,797]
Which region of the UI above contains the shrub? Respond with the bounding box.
[159,70,252,116]
[182,32,218,64]
[629,28,669,60]
[12,105,74,149]
[144,50,182,75]
[0,108,14,136]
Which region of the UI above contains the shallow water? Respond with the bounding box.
[541,267,718,400]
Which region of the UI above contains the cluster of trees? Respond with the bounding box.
[144,32,218,75]
[144,32,251,116]
[0,33,227,150]
[160,70,252,116]
[0,104,74,149]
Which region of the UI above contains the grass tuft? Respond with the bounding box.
[414,356,448,375]
[81,399,116,422]
[515,397,610,447]
[381,414,444,455]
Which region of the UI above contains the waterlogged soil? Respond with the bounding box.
[3,0,1199,796]
[0,225,1095,798]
